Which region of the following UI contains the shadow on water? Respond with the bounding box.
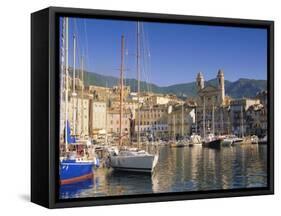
[109,169,152,177]
[60,178,94,199]
[103,169,153,196]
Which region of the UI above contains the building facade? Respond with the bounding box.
[66,95,90,138]
[89,101,107,135]
[135,104,169,138]
[106,108,131,137]
[195,70,230,136]
[167,103,195,138]
[229,98,260,136]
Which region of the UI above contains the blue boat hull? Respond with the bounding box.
[60,161,94,185]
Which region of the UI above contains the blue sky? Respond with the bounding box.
[61,17,267,86]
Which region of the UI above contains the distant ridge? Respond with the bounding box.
[79,69,267,99]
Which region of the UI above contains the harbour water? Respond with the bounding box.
[60,144,267,199]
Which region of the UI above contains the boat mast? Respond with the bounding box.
[60,17,65,144]
[65,17,69,148]
[105,81,108,146]
[220,107,223,135]
[228,108,231,134]
[72,35,77,135]
[181,104,184,137]
[212,104,215,135]
[81,56,84,138]
[137,22,141,147]
[119,35,125,146]
[203,96,206,138]
[240,106,244,137]
[195,107,197,134]
[173,114,176,141]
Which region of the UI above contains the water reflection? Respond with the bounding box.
[60,145,267,199]
[60,178,94,199]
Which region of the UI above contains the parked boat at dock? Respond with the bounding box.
[108,29,158,173]
[170,140,188,148]
[59,18,98,185]
[203,139,222,149]
[233,137,244,143]
[109,147,158,172]
[60,160,94,185]
[189,134,202,146]
[221,135,240,146]
[251,135,259,144]
[259,135,267,144]
[60,121,98,185]
[202,133,223,149]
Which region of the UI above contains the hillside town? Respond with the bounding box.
[60,69,267,146]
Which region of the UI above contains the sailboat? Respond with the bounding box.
[202,99,222,149]
[60,121,95,185]
[259,135,267,144]
[220,108,241,146]
[203,133,222,149]
[109,26,158,173]
[59,18,98,185]
[189,107,202,146]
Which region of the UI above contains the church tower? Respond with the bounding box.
[196,72,204,92]
[217,69,225,104]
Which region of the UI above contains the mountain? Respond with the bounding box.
[225,78,267,98]
[81,70,267,99]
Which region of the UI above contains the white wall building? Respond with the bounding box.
[90,101,107,133]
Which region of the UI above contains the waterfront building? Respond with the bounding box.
[196,70,225,105]
[106,108,131,137]
[77,97,90,137]
[112,85,131,99]
[135,104,169,138]
[89,101,107,136]
[59,76,91,141]
[129,92,138,101]
[195,70,230,136]
[87,85,111,101]
[167,103,195,138]
[129,92,153,104]
[111,100,138,117]
[245,103,266,136]
[229,98,260,136]
[255,90,268,136]
[67,94,90,138]
[256,90,268,113]
[148,95,171,105]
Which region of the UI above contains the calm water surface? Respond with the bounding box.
[60,144,267,199]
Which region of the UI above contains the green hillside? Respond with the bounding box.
[80,70,267,99]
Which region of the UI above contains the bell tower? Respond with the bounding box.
[196,72,204,92]
[217,69,225,104]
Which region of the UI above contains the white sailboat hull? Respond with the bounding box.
[109,153,158,173]
[189,135,202,145]
[221,138,234,146]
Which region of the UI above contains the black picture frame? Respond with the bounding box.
[31,6,274,208]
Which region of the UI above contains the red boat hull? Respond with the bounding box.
[60,173,93,185]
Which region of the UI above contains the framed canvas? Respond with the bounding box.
[31,7,274,208]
